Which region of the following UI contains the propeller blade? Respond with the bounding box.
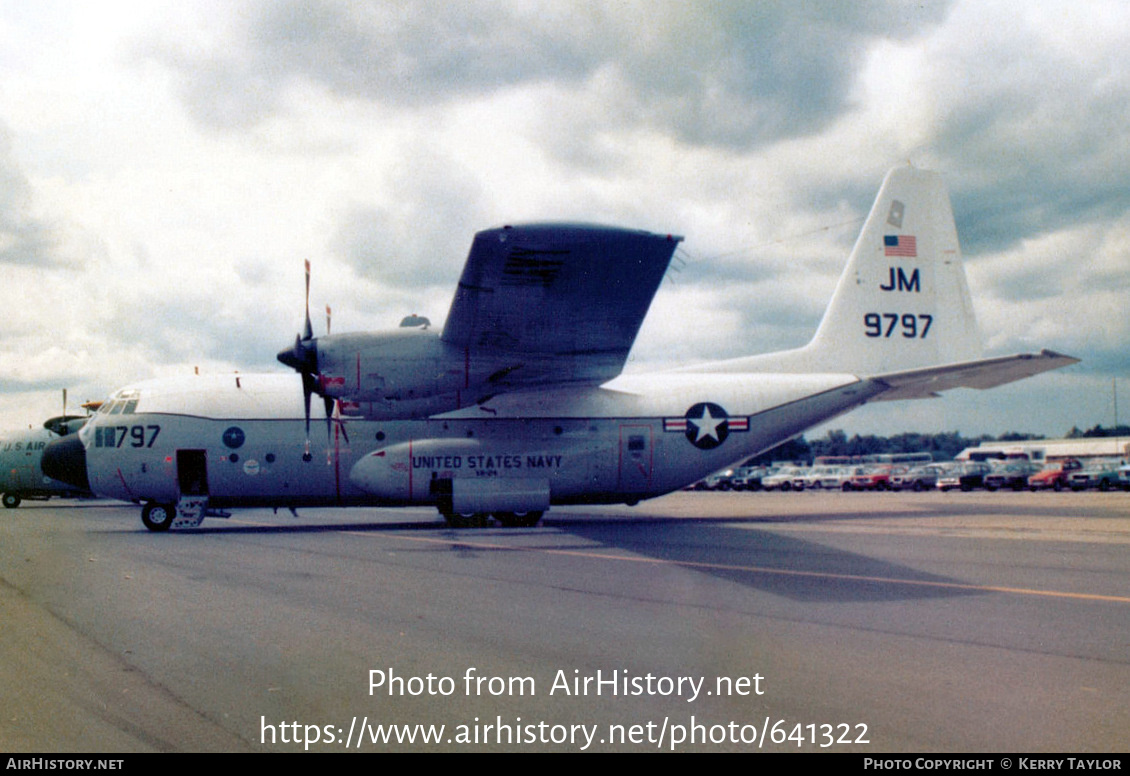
[303,259,313,342]
[322,396,350,445]
[301,371,315,462]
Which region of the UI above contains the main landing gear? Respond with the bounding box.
[440,510,544,529]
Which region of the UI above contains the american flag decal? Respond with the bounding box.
[884,235,917,257]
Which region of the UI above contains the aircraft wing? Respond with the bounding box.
[441,223,682,384]
[870,350,1079,401]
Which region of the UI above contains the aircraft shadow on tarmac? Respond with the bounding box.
[119,508,978,605]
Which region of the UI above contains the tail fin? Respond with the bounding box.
[805,165,981,373]
[707,165,983,376]
[676,165,1079,394]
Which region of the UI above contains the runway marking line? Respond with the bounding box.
[350,530,1130,605]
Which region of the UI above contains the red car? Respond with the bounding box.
[846,465,905,491]
[1028,459,1082,491]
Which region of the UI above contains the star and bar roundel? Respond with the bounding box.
[663,402,749,450]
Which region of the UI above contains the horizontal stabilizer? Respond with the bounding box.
[870,350,1079,401]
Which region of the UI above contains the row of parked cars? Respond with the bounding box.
[696,459,1130,493]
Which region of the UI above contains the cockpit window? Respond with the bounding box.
[105,390,140,415]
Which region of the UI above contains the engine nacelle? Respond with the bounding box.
[314,329,469,402]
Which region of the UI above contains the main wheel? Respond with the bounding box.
[141,502,175,532]
[442,511,486,528]
[2,493,20,509]
[494,511,543,528]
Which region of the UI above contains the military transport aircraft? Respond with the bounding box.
[2,401,93,508]
[43,166,1077,530]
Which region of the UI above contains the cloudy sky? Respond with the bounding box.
[0,0,1126,439]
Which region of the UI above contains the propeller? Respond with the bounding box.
[277,261,348,460]
[43,388,89,437]
[277,260,319,461]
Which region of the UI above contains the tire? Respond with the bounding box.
[443,511,486,528]
[494,511,543,528]
[141,502,175,532]
[1053,479,1064,492]
[2,493,20,508]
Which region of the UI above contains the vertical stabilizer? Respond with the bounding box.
[698,166,984,377]
[803,165,982,373]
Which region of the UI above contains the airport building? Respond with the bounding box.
[955,437,1129,462]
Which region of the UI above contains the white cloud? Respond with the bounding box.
[0,0,1126,440]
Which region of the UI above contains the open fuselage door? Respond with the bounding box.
[174,449,209,527]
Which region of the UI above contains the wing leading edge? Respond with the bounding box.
[441,223,682,384]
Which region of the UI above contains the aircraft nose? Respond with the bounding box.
[42,435,90,491]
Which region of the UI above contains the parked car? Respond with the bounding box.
[1027,459,1083,491]
[731,466,767,491]
[891,464,947,492]
[846,465,905,491]
[984,461,1041,491]
[762,466,806,491]
[702,469,737,491]
[1069,461,1125,491]
[793,466,855,491]
[937,462,993,492]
